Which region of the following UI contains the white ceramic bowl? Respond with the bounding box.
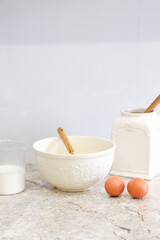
[33,136,116,192]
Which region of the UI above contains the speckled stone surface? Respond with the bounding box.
[0,164,160,240]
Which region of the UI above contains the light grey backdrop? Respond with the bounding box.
[0,0,160,162]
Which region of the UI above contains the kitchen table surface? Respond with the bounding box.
[0,164,160,240]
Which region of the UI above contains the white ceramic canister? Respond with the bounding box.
[110,108,160,180]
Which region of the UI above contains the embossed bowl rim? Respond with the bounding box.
[33,136,116,160]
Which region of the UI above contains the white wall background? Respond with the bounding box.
[0,0,160,162]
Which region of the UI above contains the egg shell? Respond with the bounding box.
[105,176,125,197]
[127,178,149,199]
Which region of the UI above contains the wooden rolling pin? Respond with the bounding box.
[57,127,74,154]
[145,95,160,113]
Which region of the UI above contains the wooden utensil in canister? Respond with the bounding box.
[145,95,160,113]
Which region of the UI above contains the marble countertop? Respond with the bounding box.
[0,164,160,240]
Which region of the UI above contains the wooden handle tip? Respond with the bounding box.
[57,127,74,155]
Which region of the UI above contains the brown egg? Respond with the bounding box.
[105,176,125,196]
[127,178,149,199]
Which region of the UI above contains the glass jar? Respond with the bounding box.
[0,140,27,195]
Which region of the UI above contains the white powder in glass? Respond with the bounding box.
[0,165,25,195]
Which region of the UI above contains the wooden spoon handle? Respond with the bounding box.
[145,95,160,113]
[57,127,74,154]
